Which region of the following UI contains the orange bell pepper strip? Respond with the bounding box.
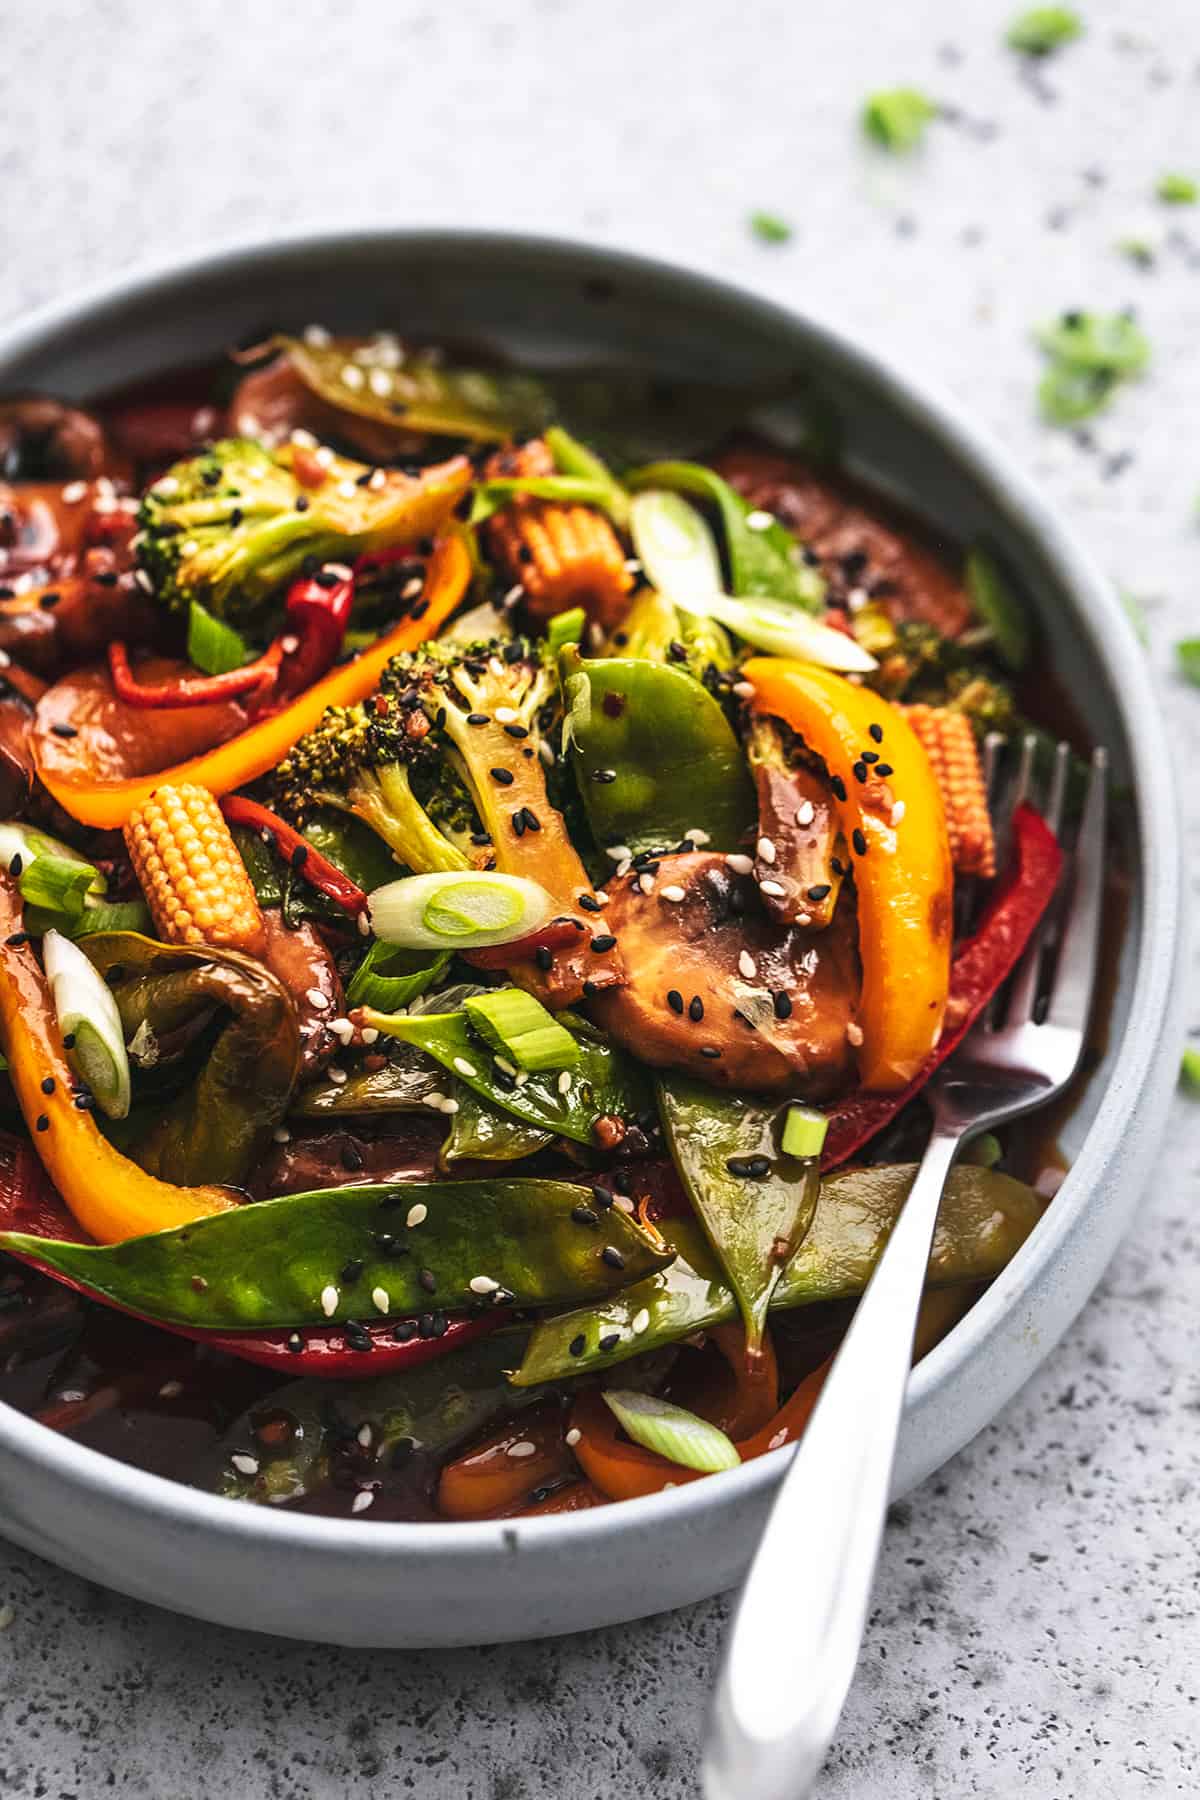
[34,533,472,831]
[0,880,239,1243]
[437,1403,574,1520]
[744,657,952,1091]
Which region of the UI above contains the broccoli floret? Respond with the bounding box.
[138,437,470,624]
[272,702,471,874]
[607,589,734,682]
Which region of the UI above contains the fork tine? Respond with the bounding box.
[1042,746,1107,1036]
[989,731,1037,919]
[1005,740,1071,1024]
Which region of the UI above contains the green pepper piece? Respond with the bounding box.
[81,932,300,1187]
[512,1162,1042,1385]
[560,647,755,857]
[625,460,824,612]
[0,1177,673,1330]
[440,1083,555,1165]
[657,1076,819,1359]
[364,1007,650,1147]
[221,1328,545,1506]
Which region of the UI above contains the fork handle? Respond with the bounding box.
[703,1125,963,1800]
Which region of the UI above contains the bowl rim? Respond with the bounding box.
[0,223,1183,1568]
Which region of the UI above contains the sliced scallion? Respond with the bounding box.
[965,548,1030,671]
[42,930,131,1120]
[368,871,556,951]
[544,426,630,527]
[697,592,878,671]
[602,1389,741,1473]
[187,601,252,676]
[1181,1047,1200,1093]
[781,1104,829,1160]
[345,939,450,1011]
[463,988,581,1073]
[545,606,587,655]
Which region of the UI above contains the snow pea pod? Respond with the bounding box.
[511,1162,1042,1386]
[362,1007,650,1147]
[560,647,755,857]
[440,1084,555,1164]
[0,1177,673,1330]
[656,1075,820,1360]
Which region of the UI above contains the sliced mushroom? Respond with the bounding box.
[258,911,347,1077]
[0,397,113,483]
[589,852,861,1094]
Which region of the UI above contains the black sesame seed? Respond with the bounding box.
[599,1331,621,1353]
[7,854,21,876]
[35,1115,48,1132]
[579,893,601,912]
[535,945,554,972]
[418,1268,437,1294]
[40,1076,55,1095]
[470,832,492,846]
[431,1310,448,1337]
[582,979,600,998]
[875,763,893,779]
[287,1332,305,1354]
[852,828,868,856]
[295,494,310,513]
[290,844,308,870]
[467,712,490,726]
[591,768,617,784]
[591,1184,614,1209]
[344,1321,373,1352]
[72,1092,94,1112]
[341,1143,365,1172]
[504,723,529,739]
[571,1204,600,1226]
[601,1246,626,1270]
[807,884,831,902]
[590,934,616,953]
[490,767,514,785]
[773,990,793,1020]
[417,1313,436,1339]
[667,989,684,1014]
[521,807,541,832]
[39,590,61,610]
[340,1258,365,1284]
[748,1156,772,1177]
[390,1435,416,1465]
[50,723,78,739]
[853,761,868,784]
[512,810,526,837]
[392,1321,418,1343]
[861,750,879,765]
[5,931,28,947]
[62,1032,75,1050]
[869,722,884,743]
[700,1045,722,1059]
[830,858,847,878]
[688,995,704,1022]
[830,775,847,801]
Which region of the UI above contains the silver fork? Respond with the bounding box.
[704,738,1107,1800]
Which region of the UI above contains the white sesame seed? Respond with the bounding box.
[272,1125,292,1144]
[290,428,318,449]
[732,680,756,699]
[637,873,655,895]
[305,988,330,1010]
[337,479,358,499]
[280,634,300,655]
[501,584,525,609]
[726,853,754,876]
[494,1055,517,1077]
[134,568,153,593]
[795,800,815,827]
[757,836,777,864]
[759,879,786,897]
[513,1070,529,1087]
[847,587,869,613]
[61,479,88,504]
[538,740,556,767]
[796,911,813,926]
[745,509,774,531]
[325,562,353,580]
[401,577,423,599]
[686,828,711,846]
[368,368,393,398]
[494,705,519,724]
[891,800,907,826]
[314,445,335,469]
[351,1488,375,1514]
[406,1203,428,1228]
[768,1429,788,1452]
[340,363,365,390]
[357,1423,373,1448]
[371,1286,390,1314]
[440,1097,459,1115]
[303,323,332,346]
[470,1275,500,1295]
[320,1285,339,1317]
[615,860,632,881]
[368,467,387,491]
[846,1022,864,1047]
[231,1453,259,1477]
[191,407,218,438]
[327,1067,348,1086]
[179,539,199,558]
[605,845,632,863]
[328,1017,355,1045]
[158,1380,183,1399]
[507,1440,537,1459]
[594,889,610,905]
[361,1027,379,1045]
[632,1308,650,1335]
[557,1070,572,1094]
[427,1091,447,1110]
[0,650,12,669]
[357,911,371,937]
[150,475,179,498]
[612,1194,635,1214]
[738,950,757,980]
[565,1427,582,1448]
[452,1056,477,1078]
[661,885,686,903]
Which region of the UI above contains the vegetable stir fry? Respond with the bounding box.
[0,331,1090,1521]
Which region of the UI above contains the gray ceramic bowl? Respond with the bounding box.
[0,230,1184,1646]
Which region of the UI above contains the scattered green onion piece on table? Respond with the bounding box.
[602,1389,741,1474]
[749,212,792,245]
[781,1105,828,1161]
[367,871,555,950]
[861,88,937,152]
[1036,312,1149,377]
[1176,639,1200,686]
[1005,6,1082,54]
[463,988,581,1073]
[187,601,253,676]
[965,548,1030,671]
[1181,1047,1200,1093]
[42,929,131,1120]
[1156,173,1197,206]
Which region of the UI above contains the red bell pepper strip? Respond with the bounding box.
[0,1131,509,1380]
[821,804,1063,1168]
[107,638,284,708]
[464,915,590,971]
[218,794,369,917]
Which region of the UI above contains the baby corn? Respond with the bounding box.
[903,704,996,879]
[124,783,267,953]
[485,440,632,628]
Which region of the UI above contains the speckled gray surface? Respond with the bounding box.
[1,2,1198,1794]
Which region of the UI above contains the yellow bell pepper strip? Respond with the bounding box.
[744,656,952,1091]
[0,879,239,1241]
[34,533,472,831]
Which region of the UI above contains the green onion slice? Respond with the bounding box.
[463,988,581,1073]
[602,1390,741,1474]
[781,1104,828,1160]
[544,426,631,526]
[965,548,1030,672]
[187,601,253,676]
[1181,1047,1200,1093]
[545,606,587,655]
[42,930,131,1120]
[367,871,556,951]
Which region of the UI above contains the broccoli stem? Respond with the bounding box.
[347,767,469,875]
